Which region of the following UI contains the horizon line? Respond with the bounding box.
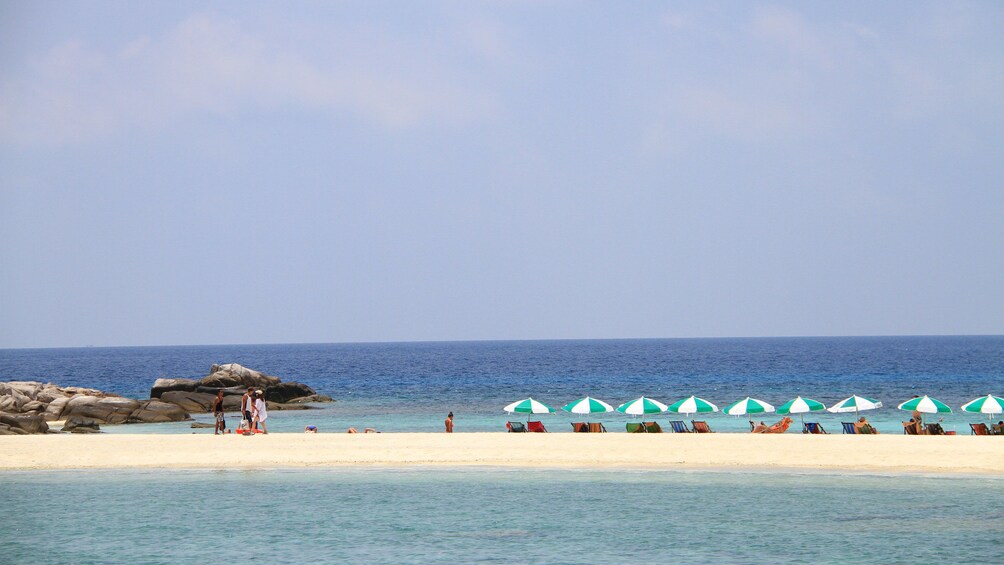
[3,333,1004,352]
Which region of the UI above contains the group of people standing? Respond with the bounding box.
[212,386,268,435]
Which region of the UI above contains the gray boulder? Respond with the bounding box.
[201,363,280,389]
[128,400,190,423]
[263,381,317,403]
[0,412,50,434]
[62,416,101,433]
[43,396,71,421]
[160,391,215,413]
[64,396,142,424]
[190,422,215,429]
[150,378,198,399]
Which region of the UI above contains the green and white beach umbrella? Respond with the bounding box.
[561,396,614,415]
[897,395,952,414]
[961,395,1004,417]
[667,396,719,416]
[827,395,883,414]
[777,396,826,425]
[616,396,668,416]
[723,397,775,416]
[503,397,556,414]
[777,396,827,415]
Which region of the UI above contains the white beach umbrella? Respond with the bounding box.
[722,397,775,416]
[666,396,718,416]
[897,395,952,414]
[561,396,614,415]
[777,396,826,415]
[503,397,556,414]
[961,395,1004,419]
[827,395,883,414]
[616,396,668,416]
[777,396,826,425]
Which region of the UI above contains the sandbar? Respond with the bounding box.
[1,433,1001,474]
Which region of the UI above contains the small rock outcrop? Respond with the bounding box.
[150,378,198,398]
[62,416,101,433]
[0,412,50,435]
[0,381,191,432]
[150,363,331,412]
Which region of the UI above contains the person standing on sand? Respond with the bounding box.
[212,389,226,435]
[240,387,254,430]
[253,390,268,434]
[445,412,453,433]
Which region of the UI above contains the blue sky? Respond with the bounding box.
[2,1,1003,348]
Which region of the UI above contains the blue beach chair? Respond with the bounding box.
[841,422,856,434]
[803,422,828,434]
[668,420,692,433]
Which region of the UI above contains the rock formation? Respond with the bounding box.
[0,381,191,433]
[0,362,331,434]
[150,363,332,410]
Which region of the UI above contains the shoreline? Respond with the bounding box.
[1,433,1000,474]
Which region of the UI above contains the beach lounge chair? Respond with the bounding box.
[588,422,607,433]
[570,422,589,433]
[506,421,526,433]
[643,421,662,433]
[803,422,828,434]
[692,420,714,433]
[925,423,946,436]
[667,420,691,433]
[903,421,919,435]
[527,421,548,433]
[970,423,991,436]
[841,422,857,434]
[626,422,645,433]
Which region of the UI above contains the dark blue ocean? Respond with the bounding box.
[2,336,1003,433]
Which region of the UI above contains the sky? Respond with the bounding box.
[1,1,1003,348]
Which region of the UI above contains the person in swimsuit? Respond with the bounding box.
[445,412,453,433]
[213,389,226,435]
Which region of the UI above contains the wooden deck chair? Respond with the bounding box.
[668,420,691,433]
[691,420,714,433]
[903,421,919,435]
[626,422,645,433]
[506,421,527,433]
[970,423,991,436]
[841,422,857,434]
[588,422,607,433]
[643,421,662,433]
[803,422,828,434]
[570,422,589,433]
[527,420,548,433]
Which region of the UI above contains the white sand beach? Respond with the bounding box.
[1,433,1000,474]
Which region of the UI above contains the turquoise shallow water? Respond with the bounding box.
[2,468,1002,564]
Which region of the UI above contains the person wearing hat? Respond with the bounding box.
[252,389,268,434]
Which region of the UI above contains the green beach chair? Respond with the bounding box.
[626,422,645,433]
[643,421,662,433]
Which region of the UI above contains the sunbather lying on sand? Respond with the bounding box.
[347,427,378,433]
[751,417,793,434]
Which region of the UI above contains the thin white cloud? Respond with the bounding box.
[0,12,497,146]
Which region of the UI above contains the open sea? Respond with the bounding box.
[1,336,1003,433]
[3,337,1004,563]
